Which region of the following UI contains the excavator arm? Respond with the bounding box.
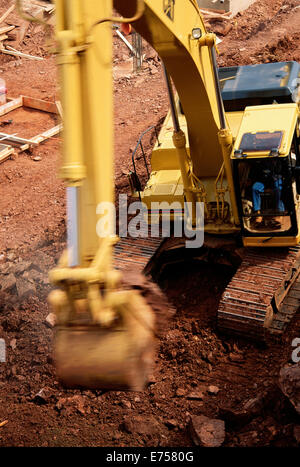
[115,0,239,224]
[49,0,157,391]
[116,0,223,174]
[47,0,239,391]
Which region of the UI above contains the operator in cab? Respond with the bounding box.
[251,159,285,229]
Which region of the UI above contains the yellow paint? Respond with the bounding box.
[232,104,298,159]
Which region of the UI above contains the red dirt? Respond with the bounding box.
[0,0,300,447]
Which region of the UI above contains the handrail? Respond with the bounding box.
[131,125,160,183]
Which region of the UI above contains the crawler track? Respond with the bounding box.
[218,246,300,340]
[114,233,164,272]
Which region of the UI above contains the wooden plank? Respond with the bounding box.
[0,132,39,146]
[31,124,63,144]
[201,11,231,21]
[0,25,15,35]
[23,96,58,114]
[0,4,15,25]
[0,145,14,164]
[19,143,30,152]
[1,47,43,61]
[55,100,63,119]
[0,96,23,116]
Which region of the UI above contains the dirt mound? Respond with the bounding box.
[121,267,175,337]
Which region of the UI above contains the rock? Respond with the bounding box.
[27,269,45,283]
[279,364,300,415]
[176,388,186,397]
[123,415,160,436]
[10,338,17,350]
[16,278,36,299]
[32,251,54,270]
[7,252,16,261]
[165,419,178,429]
[293,425,300,445]
[1,273,16,292]
[210,20,232,36]
[0,262,12,274]
[243,395,264,413]
[149,64,158,75]
[148,374,157,384]
[56,395,85,415]
[45,312,56,328]
[33,387,52,405]
[229,352,244,363]
[219,406,246,429]
[146,49,158,60]
[208,385,220,395]
[14,261,32,275]
[219,400,260,429]
[187,391,204,400]
[120,400,132,409]
[189,415,225,447]
[220,388,280,429]
[237,430,258,447]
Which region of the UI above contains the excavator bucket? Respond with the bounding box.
[52,290,156,391]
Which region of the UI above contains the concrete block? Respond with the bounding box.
[197,0,256,16]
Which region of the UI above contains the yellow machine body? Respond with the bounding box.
[50,0,156,391]
[141,109,244,234]
[45,0,300,390]
[114,1,300,246]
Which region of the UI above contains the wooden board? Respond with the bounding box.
[0,96,59,116]
[22,96,59,114]
[0,96,62,160]
[0,132,39,145]
[0,143,14,164]
[0,97,23,116]
[31,124,63,144]
[0,25,14,35]
[0,5,15,25]
[55,100,63,119]
[1,48,43,61]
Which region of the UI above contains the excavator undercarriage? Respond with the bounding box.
[114,232,300,342]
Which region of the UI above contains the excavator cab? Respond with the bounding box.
[232,104,300,246]
[219,61,300,111]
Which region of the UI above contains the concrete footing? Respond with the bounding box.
[197,0,256,16]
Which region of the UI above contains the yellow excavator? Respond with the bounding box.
[42,0,300,390]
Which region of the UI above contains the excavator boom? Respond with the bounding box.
[49,0,157,391]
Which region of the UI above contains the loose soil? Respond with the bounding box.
[0,0,300,447]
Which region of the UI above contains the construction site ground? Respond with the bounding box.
[0,0,300,447]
